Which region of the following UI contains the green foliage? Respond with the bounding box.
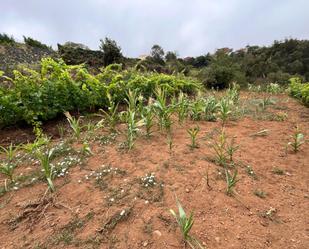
[287,125,305,152]
[0,58,200,127]
[217,98,232,125]
[0,33,15,44]
[289,77,309,106]
[125,110,144,150]
[142,101,155,138]
[225,169,239,196]
[170,199,204,249]
[35,149,55,192]
[0,143,19,181]
[176,92,190,124]
[187,126,200,149]
[99,37,123,66]
[204,96,218,121]
[65,112,83,140]
[23,36,50,50]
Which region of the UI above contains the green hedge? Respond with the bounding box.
[0,58,201,127]
[289,77,309,107]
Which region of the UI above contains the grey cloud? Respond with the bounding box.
[1,0,308,57]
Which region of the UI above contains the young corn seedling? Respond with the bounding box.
[64,112,83,140]
[153,87,174,133]
[98,94,119,131]
[187,126,200,149]
[212,129,227,166]
[226,83,240,105]
[217,98,232,126]
[225,137,239,162]
[225,169,239,196]
[190,98,205,121]
[176,92,190,124]
[204,96,218,121]
[288,126,305,152]
[170,199,204,249]
[0,143,19,181]
[126,110,144,150]
[142,101,155,138]
[81,142,93,156]
[36,149,55,192]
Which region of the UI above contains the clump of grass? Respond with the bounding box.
[187,126,200,149]
[170,199,204,249]
[287,125,304,152]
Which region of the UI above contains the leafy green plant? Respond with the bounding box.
[153,87,174,133]
[217,98,232,126]
[142,102,155,138]
[204,96,218,121]
[212,130,227,166]
[23,136,50,154]
[64,112,83,140]
[287,126,304,152]
[225,137,239,162]
[0,143,19,181]
[98,94,119,131]
[187,126,200,149]
[176,92,190,124]
[81,142,92,156]
[126,110,144,150]
[36,149,55,192]
[190,98,205,121]
[225,169,239,196]
[170,199,204,249]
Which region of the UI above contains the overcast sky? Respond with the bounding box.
[1,0,309,57]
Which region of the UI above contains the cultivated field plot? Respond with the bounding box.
[0,91,308,249]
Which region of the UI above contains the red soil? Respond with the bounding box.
[0,94,308,249]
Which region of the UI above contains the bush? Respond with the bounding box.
[289,77,309,106]
[0,33,15,44]
[23,36,50,50]
[0,58,201,127]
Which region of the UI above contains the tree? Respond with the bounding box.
[165,51,177,62]
[150,44,165,64]
[99,37,123,66]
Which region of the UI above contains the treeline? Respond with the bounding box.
[1,33,309,88]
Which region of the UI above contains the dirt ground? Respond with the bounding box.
[0,93,308,249]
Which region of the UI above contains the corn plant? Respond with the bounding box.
[217,98,232,126]
[288,126,305,152]
[23,135,50,154]
[153,88,174,133]
[176,92,190,124]
[81,142,93,156]
[226,83,239,104]
[190,98,205,121]
[204,96,218,121]
[258,96,275,111]
[126,110,144,150]
[212,130,227,166]
[64,112,83,140]
[36,149,55,192]
[0,143,19,181]
[226,137,239,162]
[187,126,200,149]
[225,169,239,196]
[142,101,155,138]
[98,94,119,131]
[170,199,204,249]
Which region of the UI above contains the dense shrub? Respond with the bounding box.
[0,33,15,44]
[289,77,309,106]
[0,58,201,127]
[23,36,50,50]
